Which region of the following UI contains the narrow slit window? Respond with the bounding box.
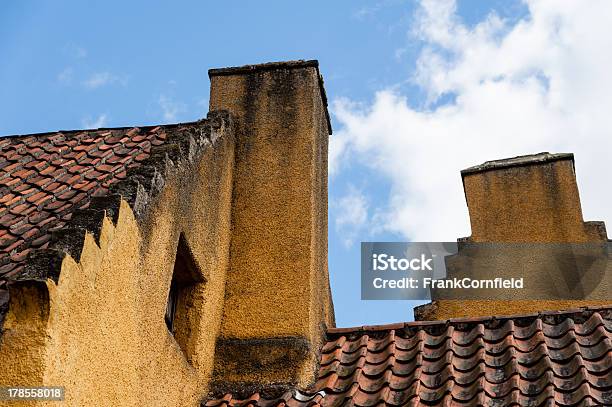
[164,233,204,360]
[165,280,179,332]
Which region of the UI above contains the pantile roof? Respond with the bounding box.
[0,115,227,326]
[0,126,166,278]
[206,306,612,407]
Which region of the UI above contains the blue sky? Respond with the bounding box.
[3,1,611,327]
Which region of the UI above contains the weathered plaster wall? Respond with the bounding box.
[416,153,611,321]
[0,121,235,406]
[208,61,334,391]
[463,155,605,243]
[0,61,336,405]
[415,299,612,321]
[0,282,50,393]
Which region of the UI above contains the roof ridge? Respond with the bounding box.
[8,110,232,285]
[327,304,612,336]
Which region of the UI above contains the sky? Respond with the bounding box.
[2,1,611,327]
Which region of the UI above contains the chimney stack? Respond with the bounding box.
[208,61,334,392]
[461,152,607,242]
[415,152,610,321]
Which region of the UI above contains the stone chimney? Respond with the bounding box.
[208,61,334,393]
[415,152,611,321]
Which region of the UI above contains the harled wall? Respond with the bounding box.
[416,153,611,321]
[208,62,335,392]
[0,122,236,406]
[0,60,336,406]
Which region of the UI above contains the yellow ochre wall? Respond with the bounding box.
[416,153,611,321]
[0,61,335,406]
[208,62,334,391]
[0,123,236,406]
[463,155,605,243]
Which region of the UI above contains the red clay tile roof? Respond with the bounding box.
[0,126,167,279]
[0,114,229,326]
[206,306,612,407]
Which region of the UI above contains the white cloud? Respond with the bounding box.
[334,186,369,247]
[82,72,127,89]
[353,0,407,20]
[331,0,612,241]
[57,67,73,85]
[82,114,108,129]
[62,43,87,59]
[354,4,383,20]
[74,46,87,59]
[158,95,186,122]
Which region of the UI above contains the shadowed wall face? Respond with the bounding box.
[208,62,334,391]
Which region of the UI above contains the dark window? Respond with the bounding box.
[165,280,179,332]
[164,234,204,350]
